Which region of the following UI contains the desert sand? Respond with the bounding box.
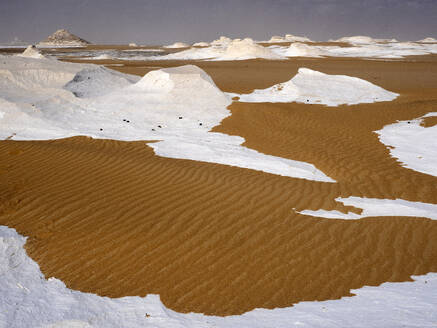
[0,54,436,316]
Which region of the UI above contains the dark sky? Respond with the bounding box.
[1,0,436,44]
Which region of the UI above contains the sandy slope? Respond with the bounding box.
[0,55,436,316]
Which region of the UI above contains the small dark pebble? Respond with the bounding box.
[179,117,183,119]
[100,128,103,131]
[87,77,90,80]
[126,120,130,123]
[158,125,162,128]
[123,119,126,121]
[152,129,155,131]
[407,121,410,124]
[199,123,203,126]
[307,99,309,102]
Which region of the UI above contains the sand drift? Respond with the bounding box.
[0,55,343,182]
[1,225,436,327]
[1,49,437,328]
[1,55,434,186]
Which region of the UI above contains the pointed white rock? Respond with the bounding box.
[18,45,46,59]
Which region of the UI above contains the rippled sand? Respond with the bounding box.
[0,55,436,315]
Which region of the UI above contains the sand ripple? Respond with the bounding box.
[1,56,437,316]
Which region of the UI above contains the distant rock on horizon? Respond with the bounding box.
[38,29,90,47]
[18,45,46,59]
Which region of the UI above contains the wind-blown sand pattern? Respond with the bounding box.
[0,54,436,319]
[1,137,437,317]
[2,225,437,327]
[0,57,333,182]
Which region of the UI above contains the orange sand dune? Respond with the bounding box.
[0,56,436,316]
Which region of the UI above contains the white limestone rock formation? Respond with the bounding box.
[38,29,90,47]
